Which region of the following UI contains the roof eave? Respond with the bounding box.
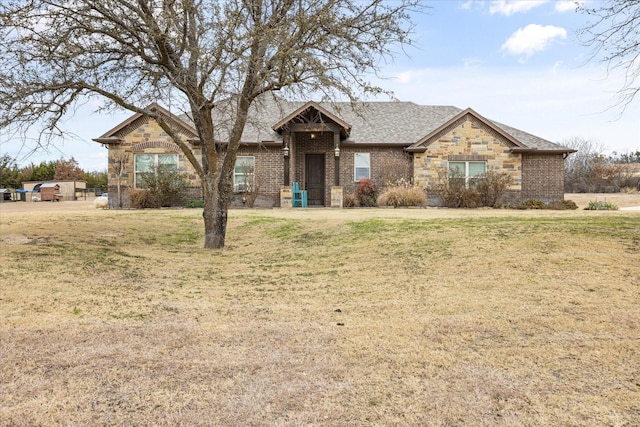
[92,137,124,144]
[510,148,577,154]
[405,146,427,153]
[340,141,409,148]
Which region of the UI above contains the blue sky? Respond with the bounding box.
[1,0,638,171]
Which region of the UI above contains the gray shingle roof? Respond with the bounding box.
[200,95,573,152]
[491,121,573,151]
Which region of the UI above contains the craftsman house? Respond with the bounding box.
[94,96,574,208]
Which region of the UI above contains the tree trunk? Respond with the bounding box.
[117,176,121,208]
[202,175,232,249]
[203,197,226,249]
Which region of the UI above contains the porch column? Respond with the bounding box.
[333,132,340,186]
[283,132,290,185]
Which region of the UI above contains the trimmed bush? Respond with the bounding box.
[377,185,427,207]
[187,199,205,208]
[547,200,578,210]
[518,198,547,209]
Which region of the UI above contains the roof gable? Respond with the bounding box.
[408,108,526,152]
[93,103,198,144]
[272,101,352,138]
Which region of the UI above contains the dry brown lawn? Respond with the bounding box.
[1,196,639,426]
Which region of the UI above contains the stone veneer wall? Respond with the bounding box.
[413,116,522,191]
[107,117,202,208]
[521,153,565,202]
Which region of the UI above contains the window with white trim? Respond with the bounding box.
[234,156,255,192]
[354,153,370,181]
[448,161,486,187]
[134,153,178,188]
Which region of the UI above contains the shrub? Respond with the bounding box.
[621,186,640,194]
[547,200,579,210]
[518,198,547,209]
[474,171,513,207]
[585,200,618,210]
[374,154,413,187]
[187,199,205,208]
[138,165,188,207]
[429,170,481,208]
[377,185,427,207]
[343,193,358,208]
[129,189,159,208]
[355,178,377,207]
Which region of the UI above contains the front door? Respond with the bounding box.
[305,154,325,206]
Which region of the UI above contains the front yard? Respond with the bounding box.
[1,199,638,425]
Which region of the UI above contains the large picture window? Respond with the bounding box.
[234,156,255,192]
[134,154,178,188]
[448,161,486,187]
[354,153,370,181]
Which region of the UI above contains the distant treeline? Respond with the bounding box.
[0,154,107,189]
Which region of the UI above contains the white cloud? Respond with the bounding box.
[395,69,430,84]
[555,1,581,13]
[459,0,484,11]
[501,24,567,59]
[460,1,474,10]
[489,0,548,16]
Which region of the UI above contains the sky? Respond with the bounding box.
[1,0,639,172]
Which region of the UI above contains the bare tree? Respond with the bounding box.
[561,136,640,192]
[0,0,421,248]
[578,1,640,109]
[111,153,129,209]
[238,159,262,208]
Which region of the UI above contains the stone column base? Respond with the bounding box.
[280,186,292,208]
[331,186,343,208]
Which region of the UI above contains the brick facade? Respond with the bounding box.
[339,147,412,196]
[235,145,283,207]
[288,134,412,205]
[100,104,569,208]
[521,153,565,202]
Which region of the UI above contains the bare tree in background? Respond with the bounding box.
[578,0,640,110]
[0,0,422,248]
[562,136,640,192]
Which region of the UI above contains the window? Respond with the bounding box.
[234,156,255,192]
[354,153,370,181]
[134,154,178,188]
[448,161,486,187]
